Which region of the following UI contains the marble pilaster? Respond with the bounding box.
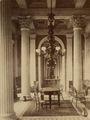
[66,34,73,91]
[38,55,42,90]
[14,35,18,78]
[61,56,66,91]
[30,34,36,87]
[84,34,90,80]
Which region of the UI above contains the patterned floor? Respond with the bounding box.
[22,116,89,120]
[23,100,78,116]
[14,92,90,120]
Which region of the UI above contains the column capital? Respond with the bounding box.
[19,16,31,30]
[66,34,73,38]
[30,34,36,40]
[70,15,86,29]
[84,33,90,39]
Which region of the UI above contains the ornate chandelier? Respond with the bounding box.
[36,0,65,59]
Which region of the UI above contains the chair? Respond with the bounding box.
[76,91,86,106]
[34,90,48,110]
[83,80,90,95]
[34,81,39,92]
[70,86,86,107]
[60,86,64,100]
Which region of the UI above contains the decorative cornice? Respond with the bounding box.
[12,8,90,17]
[70,15,86,28]
[19,16,31,29]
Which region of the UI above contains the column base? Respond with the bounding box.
[0,112,18,120]
[20,95,32,101]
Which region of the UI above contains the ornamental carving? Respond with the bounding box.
[19,16,31,29]
[70,15,86,28]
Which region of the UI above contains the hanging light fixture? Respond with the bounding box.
[36,0,65,58]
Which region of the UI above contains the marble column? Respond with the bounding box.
[19,17,31,100]
[71,15,85,91]
[66,34,73,92]
[0,0,16,120]
[30,34,36,87]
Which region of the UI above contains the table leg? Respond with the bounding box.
[58,93,60,107]
[49,94,51,109]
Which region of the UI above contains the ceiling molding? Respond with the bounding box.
[35,29,72,35]
[47,0,56,8]
[16,0,27,8]
[12,8,90,18]
[12,15,71,22]
[33,16,70,20]
[74,0,87,8]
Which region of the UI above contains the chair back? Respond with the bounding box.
[34,91,40,104]
[34,81,39,92]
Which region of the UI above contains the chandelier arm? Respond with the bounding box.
[51,0,52,14]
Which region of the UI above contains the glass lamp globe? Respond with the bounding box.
[56,46,60,51]
[41,46,46,51]
[36,49,40,53]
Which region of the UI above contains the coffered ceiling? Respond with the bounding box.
[56,0,75,8]
[12,0,90,35]
[13,0,90,9]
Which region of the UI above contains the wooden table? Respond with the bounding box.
[40,87,60,109]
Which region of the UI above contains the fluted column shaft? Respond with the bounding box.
[73,28,82,91]
[30,34,36,86]
[0,0,16,120]
[71,15,85,91]
[19,17,31,100]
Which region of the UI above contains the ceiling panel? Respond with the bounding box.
[84,0,90,8]
[12,0,19,9]
[56,0,75,8]
[28,0,47,8]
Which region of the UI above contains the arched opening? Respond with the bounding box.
[37,36,66,90]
